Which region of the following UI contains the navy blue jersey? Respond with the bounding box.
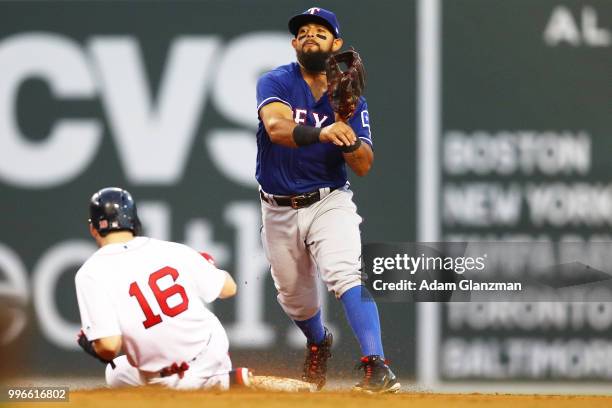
[256,62,372,195]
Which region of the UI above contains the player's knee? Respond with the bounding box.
[105,356,142,388]
[295,305,320,321]
[317,261,361,295]
[330,276,362,299]
[105,363,123,388]
[277,295,319,320]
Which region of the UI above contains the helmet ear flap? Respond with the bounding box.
[132,216,143,236]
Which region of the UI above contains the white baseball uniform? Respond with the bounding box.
[75,236,232,389]
[260,187,363,321]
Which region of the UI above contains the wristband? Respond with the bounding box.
[293,125,321,146]
[340,138,362,153]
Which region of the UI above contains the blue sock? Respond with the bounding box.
[294,309,325,344]
[340,286,384,358]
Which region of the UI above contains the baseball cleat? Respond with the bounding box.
[301,327,333,390]
[352,355,401,394]
[230,367,254,388]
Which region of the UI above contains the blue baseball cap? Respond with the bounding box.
[288,7,341,38]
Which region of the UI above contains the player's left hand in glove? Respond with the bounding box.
[77,330,116,369]
[325,48,366,122]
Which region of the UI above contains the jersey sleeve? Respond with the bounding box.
[348,98,373,148]
[75,272,121,341]
[256,71,292,113]
[186,249,227,303]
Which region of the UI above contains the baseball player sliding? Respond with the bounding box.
[256,7,399,393]
[75,187,239,389]
[76,187,317,392]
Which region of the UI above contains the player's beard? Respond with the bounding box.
[297,49,332,73]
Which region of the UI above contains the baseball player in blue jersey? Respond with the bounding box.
[255,7,400,393]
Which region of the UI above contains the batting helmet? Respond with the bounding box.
[89,187,142,236]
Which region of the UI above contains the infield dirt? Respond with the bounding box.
[4,388,612,408]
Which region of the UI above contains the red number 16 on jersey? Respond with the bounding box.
[128,266,190,328]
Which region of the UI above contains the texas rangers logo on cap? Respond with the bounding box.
[288,7,341,38]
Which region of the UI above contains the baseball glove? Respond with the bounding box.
[325,49,366,122]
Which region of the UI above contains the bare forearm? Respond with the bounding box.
[267,117,299,147]
[261,103,357,149]
[218,271,237,299]
[343,141,373,176]
[93,336,122,361]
